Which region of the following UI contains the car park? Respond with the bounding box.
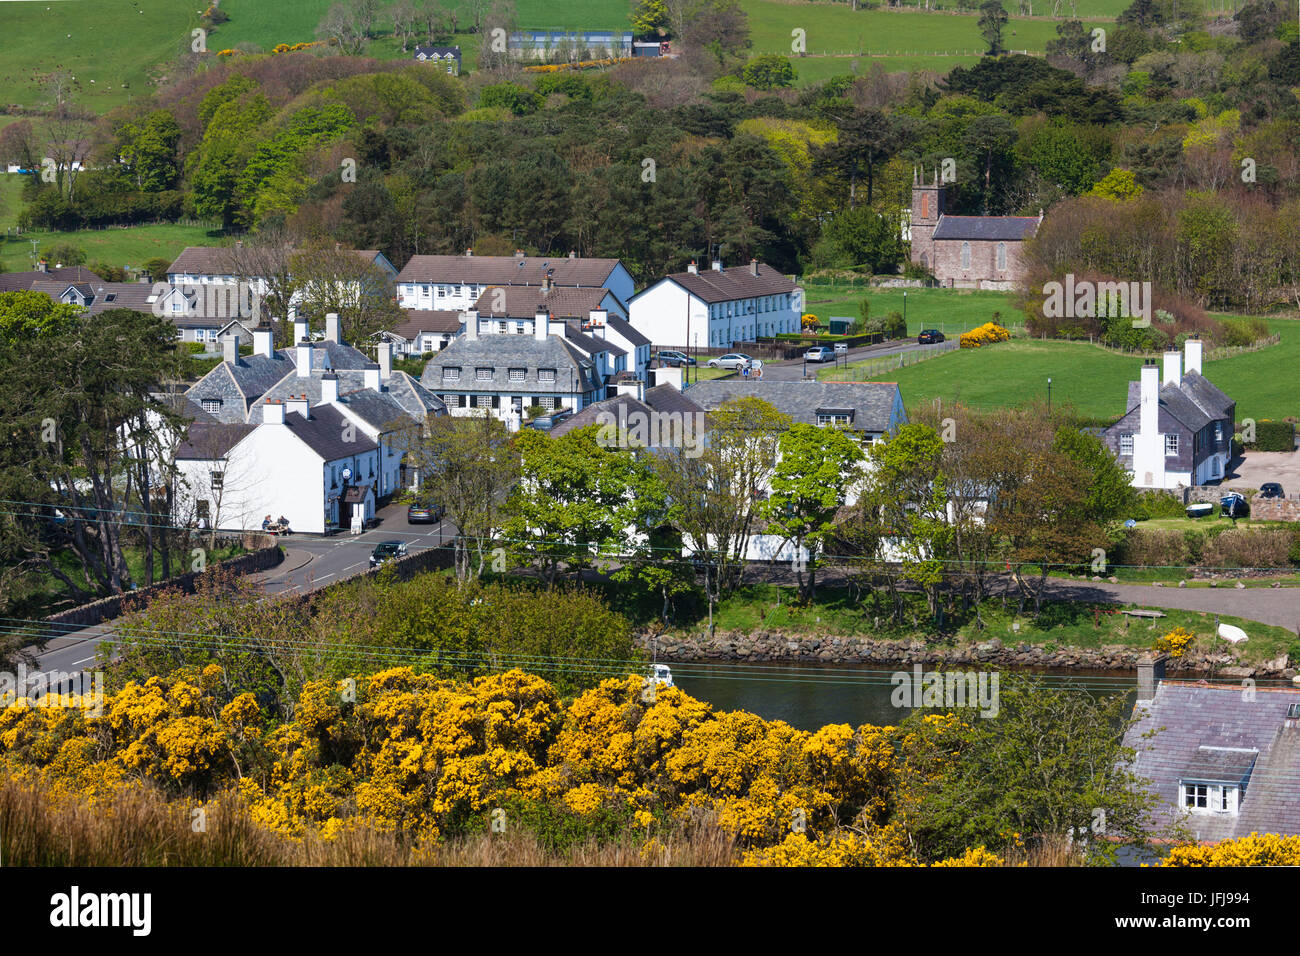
[918,329,945,344]
[369,540,408,568]
[804,346,835,362]
[707,353,754,370]
[656,349,695,367]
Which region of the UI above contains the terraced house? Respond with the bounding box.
[395,250,634,312]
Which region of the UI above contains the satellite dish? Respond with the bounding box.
[1218,623,1248,644]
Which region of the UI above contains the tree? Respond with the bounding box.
[1088,168,1143,200]
[1117,0,1166,29]
[391,0,419,51]
[742,55,796,90]
[631,0,671,37]
[402,415,519,584]
[289,239,404,345]
[1052,425,1137,527]
[317,1,368,54]
[762,423,865,601]
[43,242,87,268]
[221,224,300,334]
[961,114,1018,215]
[977,0,1009,56]
[0,291,81,344]
[117,109,182,192]
[419,0,453,41]
[812,108,896,210]
[824,206,904,272]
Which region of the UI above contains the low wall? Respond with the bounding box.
[44,545,284,630]
[1182,487,1300,521]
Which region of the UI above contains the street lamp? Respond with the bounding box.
[902,290,907,332]
[1047,377,1053,416]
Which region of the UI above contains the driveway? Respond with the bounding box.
[1224,451,1300,493]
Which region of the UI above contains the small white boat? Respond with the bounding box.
[1186,502,1214,518]
[1218,623,1249,644]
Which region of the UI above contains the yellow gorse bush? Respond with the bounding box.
[959,322,1011,349]
[1154,626,1195,659]
[1160,832,1300,866]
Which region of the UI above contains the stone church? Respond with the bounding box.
[907,169,1042,290]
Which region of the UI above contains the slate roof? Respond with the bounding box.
[420,333,599,395]
[387,310,463,338]
[550,393,656,437]
[0,269,103,293]
[247,368,444,425]
[652,263,795,304]
[562,321,626,358]
[413,45,461,59]
[606,314,650,348]
[1122,378,1224,435]
[932,216,1041,242]
[644,384,706,418]
[1181,370,1234,419]
[472,284,616,319]
[683,380,904,434]
[175,423,257,460]
[398,254,622,288]
[168,246,389,277]
[1123,682,1300,841]
[186,353,299,424]
[282,404,378,461]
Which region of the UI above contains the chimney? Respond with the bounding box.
[1140,360,1160,439]
[325,313,342,344]
[1162,350,1181,387]
[296,343,312,378]
[588,308,608,333]
[364,363,382,393]
[321,373,339,404]
[655,365,684,392]
[1184,338,1203,376]
[224,334,241,366]
[377,341,392,380]
[750,258,758,277]
[286,395,310,419]
[687,260,698,275]
[1136,654,1168,703]
[36,260,48,273]
[711,259,723,272]
[514,249,525,258]
[253,325,274,359]
[262,400,286,425]
[541,273,552,294]
[465,248,473,257]
[534,308,550,341]
[138,273,151,284]
[615,378,645,401]
[293,319,309,345]
[463,309,478,340]
[569,250,577,259]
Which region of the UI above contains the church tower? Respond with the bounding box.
[909,167,946,270]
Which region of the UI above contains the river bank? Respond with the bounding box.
[638,629,1298,679]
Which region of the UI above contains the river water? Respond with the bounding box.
[665,660,1141,731]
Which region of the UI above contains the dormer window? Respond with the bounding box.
[476,367,493,381]
[200,399,222,414]
[443,367,460,382]
[1182,783,1239,814]
[538,368,556,384]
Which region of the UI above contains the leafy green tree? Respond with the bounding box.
[0,291,81,347]
[1117,0,1167,29]
[811,108,896,209]
[479,82,544,115]
[1023,124,1101,197]
[1088,167,1143,200]
[977,0,1009,56]
[762,423,865,601]
[1052,426,1138,527]
[43,242,86,268]
[824,206,903,273]
[630,0,670,37]
[962,114,1018,215]
[118,109,182,192]
[742,55,796,90]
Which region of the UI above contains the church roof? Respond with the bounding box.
[933,216,1041,242]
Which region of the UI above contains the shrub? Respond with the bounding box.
[1154,626,1195,658]
[1132,490,1185,520]
[1118,528,1190,569]
[1201,529,1292,569]
[1245,420,1295,452]
[959,322,1011,349]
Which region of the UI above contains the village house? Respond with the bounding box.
[908,169,1041,290]
[395,250,634,312]
[1100,339,1235,489]
[628,259,801,352]
[376,309,464,355]
[419,309,603,429]
[412,44,461,73]
[1123,669,1300,845]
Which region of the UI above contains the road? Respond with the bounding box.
[26,502,450,685]
[695,337,949,382]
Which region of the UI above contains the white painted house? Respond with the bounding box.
[628,259,801,351]
[395,251,634,312]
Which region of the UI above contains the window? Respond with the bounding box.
[474,394,492,408]
[1165,434,1179,456]
[421,285,431,297]
[476,367,493,381]
[996,242,1007,270]
[210,471,224,491]
[1183,783,1208,809]
[538,368,556,383]
[498,322,508,334]
[443,367,460,382]
[508,368,525,382]
[442,394,459,408]
[817,414,852,427]
[200,399,222,414]
[960,242,971,270]
[1215,422,1223,443]
[1119,434,1133,456]
[436,287,447,298]
[1182,783,1238,813]
[515,323,527,334]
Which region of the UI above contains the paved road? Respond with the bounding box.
[26,501,450,684]
[1040,577,1300,632]
[713,338,948,382]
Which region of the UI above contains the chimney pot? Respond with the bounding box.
[750,258,758,277]
[687,260,698,275]
[262,400,286,425]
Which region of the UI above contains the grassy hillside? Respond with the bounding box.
[0,223,224,273]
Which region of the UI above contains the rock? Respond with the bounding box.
[1209,580,1218,588]
[1178,580,1186,588]
[1153,582,1164,587]
[1235,581,1245,589]
[1272,582,1282,589]
[1109,576,1118,583]
[1218,666,1255,679]
[1092,575,1102,581]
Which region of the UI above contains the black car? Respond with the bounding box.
[369,540,408,567]
[1259,482,1285,499]
[656,349,696,368]
[918,329,945,344]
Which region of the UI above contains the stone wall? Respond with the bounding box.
[1183,486,1300,521]
[931,238,1028,289]
[45,546,284,630]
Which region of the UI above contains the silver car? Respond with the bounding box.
[804,346,835,362]
[707,353,754,370]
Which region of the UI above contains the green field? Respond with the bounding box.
[0,223,224,273]
[823,310,1300,423]
[804,282,1025,334]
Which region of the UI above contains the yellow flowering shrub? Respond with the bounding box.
[1154,626,1195,659]
[1160,832,1300,866]
[959,322,1011,349]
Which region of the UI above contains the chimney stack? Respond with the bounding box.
[293,318,309,345]
[534,308,550,341]
[569,250,577,259]
[463,309,478,340]
[325,313,342,345]
[224,334,241,366]
[655,364,684,392]
[588,308,608,334]
[296,343,312,378]
[1140,359,1160,439]
[711,259,723,272]
[1162,350,1181,387]
[286,395,310,419]
[750,258,759,277]
[465,248,473,257]
[1184,338,1203,376]
[1136,654,1168,702]
[687,260,698,275]
[364,363,382,393]
[262,400,286,425]
[377,341,393,380]
[321,373,339,404]
[253,325,274,359]
[541,273,552,294]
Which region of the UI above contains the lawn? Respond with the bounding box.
[0,223,224,274]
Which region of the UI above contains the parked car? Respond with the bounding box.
[707,353,753,370]
[1259,482,1285,499]
[369,540,408,568]
[407,503,444,524]
[918,329,946,344]
[804,345,835,363]
[1220,492,1250,519]
[656,349,695,367]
